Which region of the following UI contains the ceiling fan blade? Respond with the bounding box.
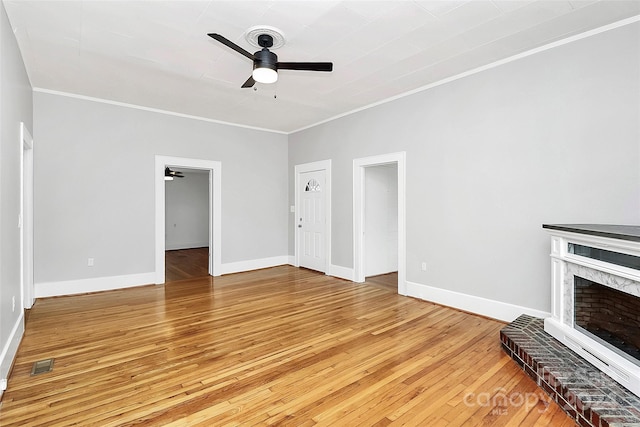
[277,62,333,72]
[207,33,254,60]
[241,75,256,88]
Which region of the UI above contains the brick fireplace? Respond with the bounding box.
[501,225,640,426]
[542,224,640,397]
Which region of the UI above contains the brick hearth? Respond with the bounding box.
[501,315,640,427]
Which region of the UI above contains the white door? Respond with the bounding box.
[298,170,326,272]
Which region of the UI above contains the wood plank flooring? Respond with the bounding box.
[0,266,574,426]
[165,247,209,282]
[366,272,398,293]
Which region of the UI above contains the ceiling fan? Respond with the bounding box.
[165,167,184,180]
[207,31,333,88]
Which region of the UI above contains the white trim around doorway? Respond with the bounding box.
[155,155,222,284]
[353,152,406,295]
[294,159,332,274]
[20,122,34,310]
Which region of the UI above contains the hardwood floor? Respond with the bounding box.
[165,247,209,282]
[366,272,398,293]
[0,266,574,426]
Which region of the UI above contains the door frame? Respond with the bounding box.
[155,155,221,284]
[353,152,406,294]
[20,122,34,309]
[294,159,332,273]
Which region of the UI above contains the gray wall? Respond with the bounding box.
[288,22,640,313]
[165,170,209,250]
[33,93,288,286]
[0,1,33,389]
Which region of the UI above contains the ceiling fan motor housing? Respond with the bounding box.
[254,48,278,72]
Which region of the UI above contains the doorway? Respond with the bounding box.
[364,164,398,276]
[364,163,398,290]
[294,160,332,273]
[154,156,221,284]
[353,152,406,295]
[164,168,210,282]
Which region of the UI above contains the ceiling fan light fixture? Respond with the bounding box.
[164,176,174,181]
[252,48,278,84]
[252,66,278,84]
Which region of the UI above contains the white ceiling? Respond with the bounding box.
[4,1,640,133]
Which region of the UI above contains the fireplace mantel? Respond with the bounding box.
[543,223,640,397]
[543,223,640,242]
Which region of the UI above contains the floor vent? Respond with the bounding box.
[30,359,54,376]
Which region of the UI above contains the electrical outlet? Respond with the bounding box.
[88,258,94,267]
[12,296,15,312]
[421,262,427,271]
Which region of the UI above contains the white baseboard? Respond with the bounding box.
[34,257,291,298]
[220,256,289,275]
[285,257,353,281]
[328,264,354,281]
[406,280,550,322]
[35,272,157,298]
[32,267,545,323]
[165,242,209,251]
[0,311,24,399]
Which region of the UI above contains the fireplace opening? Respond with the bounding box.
[574,276,640,366]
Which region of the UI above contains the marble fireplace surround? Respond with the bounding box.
[562,262,640,328]
[543,224,640,398]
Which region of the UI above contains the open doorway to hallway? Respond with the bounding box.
[164,168,210,283]
[353,152,406,295]
[363,163,398,292]
[154,155,221,285]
